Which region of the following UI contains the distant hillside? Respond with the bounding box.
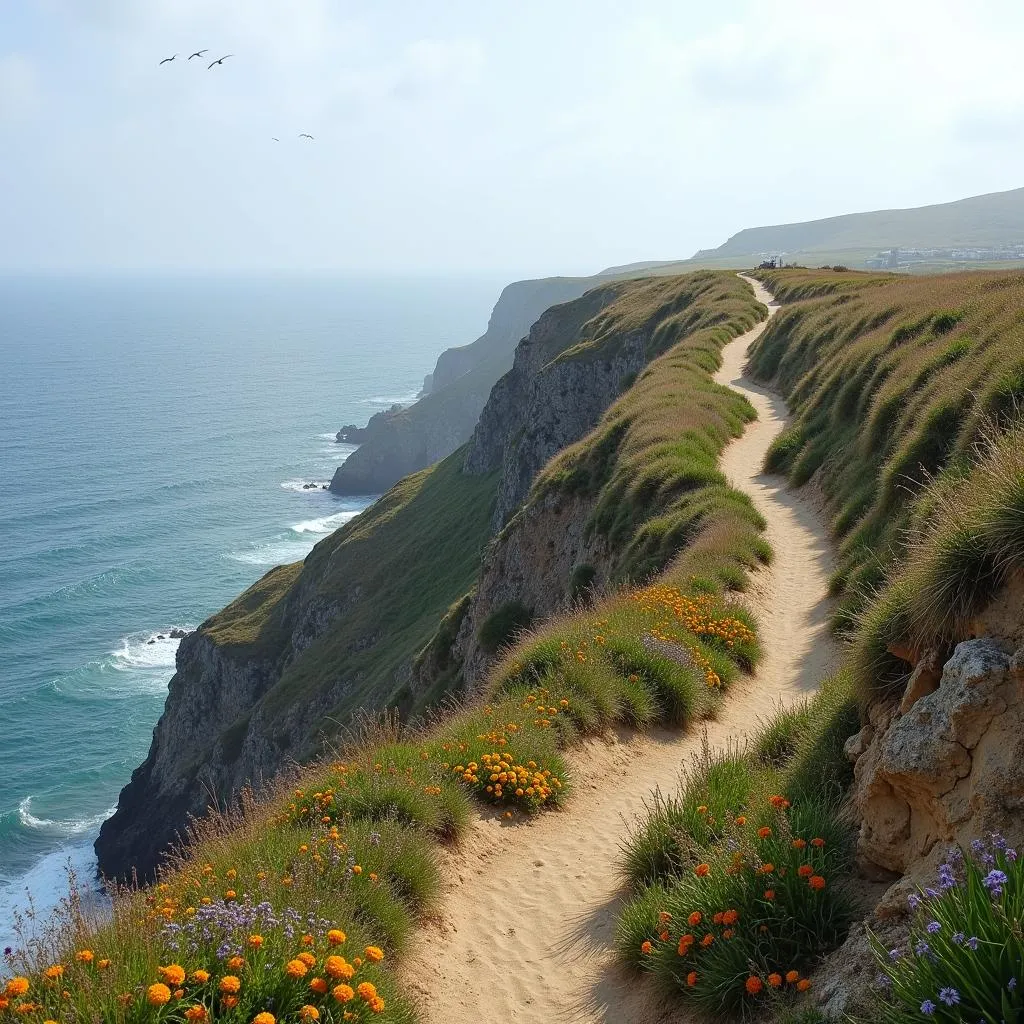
[705,185,1024,258]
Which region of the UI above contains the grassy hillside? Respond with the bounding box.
[709,186,1024,257]
[204,449,499,729]
[747,266,1024,696]
[534,271,769,586]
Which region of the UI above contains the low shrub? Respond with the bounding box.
[869,835,1023,1022]
[478,600,533,654]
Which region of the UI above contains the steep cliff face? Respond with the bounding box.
[96,454,498,881]
[329,276,597,496]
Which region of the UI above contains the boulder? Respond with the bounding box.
[850,638,1024,876]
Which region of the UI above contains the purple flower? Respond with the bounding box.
[915,940,931,956]
[876,973,892,988]
[939,988,960,1007]
[967,936,980,950]
[920,1000,936,1015]
[1007,848,1018,862]
[938,864,956,889]
[952,931,965,945]
[926,920,941,934]
[908,893,922,910]
[1010,977,1018,992]
[924,887,939,898]
[971,839,986,856]
[984,869,1008,895]
[889,948,902,961]
[991,833,1007,850]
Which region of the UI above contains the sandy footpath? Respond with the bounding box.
[401,275,840,1023]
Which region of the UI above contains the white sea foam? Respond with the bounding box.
[18,798,117,837]
[318,432,340,440]
[289,510,359,535]
[0,842,106,957]
[109,629,190,672]
[280,479,331,493]
[363,389,420,406]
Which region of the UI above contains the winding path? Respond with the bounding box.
[401,276,839,1023]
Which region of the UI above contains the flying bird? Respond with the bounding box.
[159,54,177,65]
[207,54,234,69]
[188,50,208,60]
[298,133,314,140]
[271,137,280,142]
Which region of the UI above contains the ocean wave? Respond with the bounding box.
[289,510,359,535]
[17,798,117,838]
[227,541,312,567]
[280,479,331,493]
[108,629,190,672]
[318,432,339,440]
[363,389,420,406]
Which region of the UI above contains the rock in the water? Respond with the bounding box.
[147,639,156,645]
[850,638,1024,876]
[157,634,166,640]
[169,628,187,639]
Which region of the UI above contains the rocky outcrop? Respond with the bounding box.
[330,277,597,496]
[847,638,1024,878]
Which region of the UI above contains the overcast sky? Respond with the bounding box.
[2,0,1023,275]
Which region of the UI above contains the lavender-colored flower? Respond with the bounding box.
[926,920,941,934]
[967,936,980,950]
[971,838,986,856]
[938,863,957,889]
[888,948,902,961]
[876,973,892,988]
[924,887,939,898]
[939,988,960,1007]
[984,869,1008,893]
[908,893,922,910]
[1007,848,1018,862]
[915,940,931,956]
[2,946,11,958]
[952,931,965,945]
[991,833,1007,850]
[947,846,964,863]
[1010,977,1018,992]
[920,1000,936,1015]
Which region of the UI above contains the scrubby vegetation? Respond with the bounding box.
[747,267,1024,699]
[616,673,860,1017]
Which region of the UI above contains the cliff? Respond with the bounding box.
[329,276,597,496]
[97,270,765,882]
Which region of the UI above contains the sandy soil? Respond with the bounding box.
[401,275,840,1023]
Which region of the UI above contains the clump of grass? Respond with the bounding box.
[616,681,860,1017]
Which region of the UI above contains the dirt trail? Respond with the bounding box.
[402,275,839,1023]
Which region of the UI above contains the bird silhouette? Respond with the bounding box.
[188,50,208,60]
[271,137,280,142]
[298,133,314,140]
[207,54,234,69]
[159,55,177,65]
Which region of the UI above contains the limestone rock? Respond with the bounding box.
[852,638,1024,876]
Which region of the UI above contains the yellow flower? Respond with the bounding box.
[5,979,29,998]
[351,865,362,875]
[309,978,328,995]
[356,981,377,1001]
[248,934,264,948]
[97,959,111,970]
[227,956,244,970]
[253,1013,276,1024]
[327,929,347,946]
[185,1007,209,1022]
[332,984,355,1003]
[299,1006,320,1020]
[75,949,94,963]
[147,983,172,1006]
[43,966,64,981]
[286,959,308,979]
[369,995,386,1013]
[364,945,384,963]
[218,975,241,995]
[192,970,210,984]
[297,952,316,968]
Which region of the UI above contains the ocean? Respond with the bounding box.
[0,273,502,950]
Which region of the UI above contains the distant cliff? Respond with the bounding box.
[328,276,597,496]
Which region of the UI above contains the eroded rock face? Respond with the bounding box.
[849,638,1024,877]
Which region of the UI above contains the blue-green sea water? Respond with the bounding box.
[0,273,501,949]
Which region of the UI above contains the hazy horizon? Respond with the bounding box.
[3,0,1024,276]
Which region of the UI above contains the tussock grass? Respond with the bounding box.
[616,675,859,1016]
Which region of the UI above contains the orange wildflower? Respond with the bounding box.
[798,864,813,878]
[686,971,698,987]
[700,933,714,948]
[797,978,811,991]
[721,909,739,925]
[218,976,241,995]
[687,911,702,926]
[763,889,775,900]
[299,1007,320,1021]
[286,960,308,979]
[309,978,328,995]
[757,826,772,839]
[792,838,807,849]
[327,929,346,946]
[332,984,355,1003]
[785,970,799,984]
[695,863,710,877]
[809,875,826,890]
[745,976,763,995]
[147,984,171,1006]
[811,837,825,848]
[640,941,653,954]
[767,973,782,988]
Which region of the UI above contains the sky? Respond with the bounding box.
[2,0,1024,275]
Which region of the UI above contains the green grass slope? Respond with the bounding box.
[746,266,1024,698]
[204,448,499,729]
